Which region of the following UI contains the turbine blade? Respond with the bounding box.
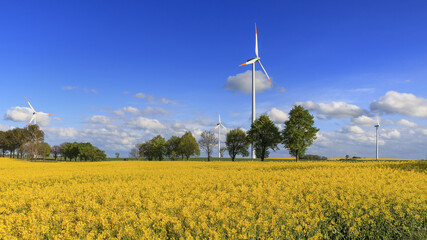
[257,60,273,87]
[220,124,228,131]
[27,115,35,127]
[212,126,219,131]
[239,62,247,67]
[47,113,54,116]
[255,23,258,57]
[25,97,35,112]
[219,112,221,123]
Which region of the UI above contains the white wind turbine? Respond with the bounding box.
[25,97,53,127]
[212,112,227,158]
[238,23,273,159]
[374,117,380,161]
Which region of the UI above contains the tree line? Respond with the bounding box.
[0,125,106,161]
[131,105,320,162]
[0,125,50,159]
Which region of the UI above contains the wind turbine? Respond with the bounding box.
[25,97,53,127]
[374,117,380,161]
[212,112,227,158]
[238,23,273,159]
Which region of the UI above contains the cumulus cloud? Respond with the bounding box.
[123,106,139,114]
[265,108,288,123]
[224,70,272,94]
[0,124,13,131]
[4,106,51,126]
[45,127,78,139]
[129,117,166,130]
[381,129,401,139]
[339,125,365,134]
[90,115,110,124]
[351,115,378,126]
[134,93,177,105]
[370,91,427,117]
[395,119,417,127]
[296,101,365,119]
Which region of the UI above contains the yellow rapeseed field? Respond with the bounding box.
[0,157,426,239]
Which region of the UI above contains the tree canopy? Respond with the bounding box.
[247,115,281,161]
[282,105,319,162]
[198,130,217,161]
[226,128,249,161]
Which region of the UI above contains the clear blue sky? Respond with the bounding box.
[1,1,427,159]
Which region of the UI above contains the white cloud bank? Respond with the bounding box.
[370,91,427,117]
[224,70,272,94]
[296,101,365,119]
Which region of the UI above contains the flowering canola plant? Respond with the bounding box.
[0,157,426,239]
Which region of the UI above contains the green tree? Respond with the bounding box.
[150,135,166,160]
[178,131,200,160]
[78,142,94,161]
[166,136,181,160]
[198,131,217,161]
[39,142,51,159]
[247,115,281,161]
[139,142,153,160]
[225,128,250,161]
[115,152,120,159]
[282,105,319,162]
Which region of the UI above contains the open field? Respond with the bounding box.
[0,158,426,239]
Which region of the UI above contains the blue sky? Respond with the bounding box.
[1,1,427,159]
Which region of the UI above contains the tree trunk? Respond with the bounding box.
[296,150,299,162]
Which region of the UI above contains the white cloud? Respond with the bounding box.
[296,101,365,119]
[160,97,177,105]
[265,108,288,123]
[395,119,417,127]
[381,129,401,139]
[370,91,427,117]
[45,127,78,139]
[90,115,110,124]
[134,93,155,103]
[4,106,51,126]
[83,88,98,94]
[123,106,139,114]
[62,86,77,91]
[129,117,166,130]
[340,125,365,134]
[224,70,272,94]
[422,129,427,135]
[352,115,377,126]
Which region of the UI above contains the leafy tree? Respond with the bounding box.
[198,131,217,161]
[282,105,319,162]
[247,115,281,161]
[62,142,79,161]
[115,153,120,159]
[150,135,166,160]
[226,128,250,161]
[178,131,200,160]
[39,142,51,159]
[139,142,153,160]
[93,147,107,161]
[78,142,95,161]
[166,136,181,160]
[52,145,61,160]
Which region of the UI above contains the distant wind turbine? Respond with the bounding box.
[25,97,53,127]
[375,117,380,161]
[212,112,227,158]
[238,23,273,159]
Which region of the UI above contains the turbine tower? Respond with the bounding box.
[239,23,273,159]
[25,97,53,127]
[374,117,380,161]
[212,112,227,158]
